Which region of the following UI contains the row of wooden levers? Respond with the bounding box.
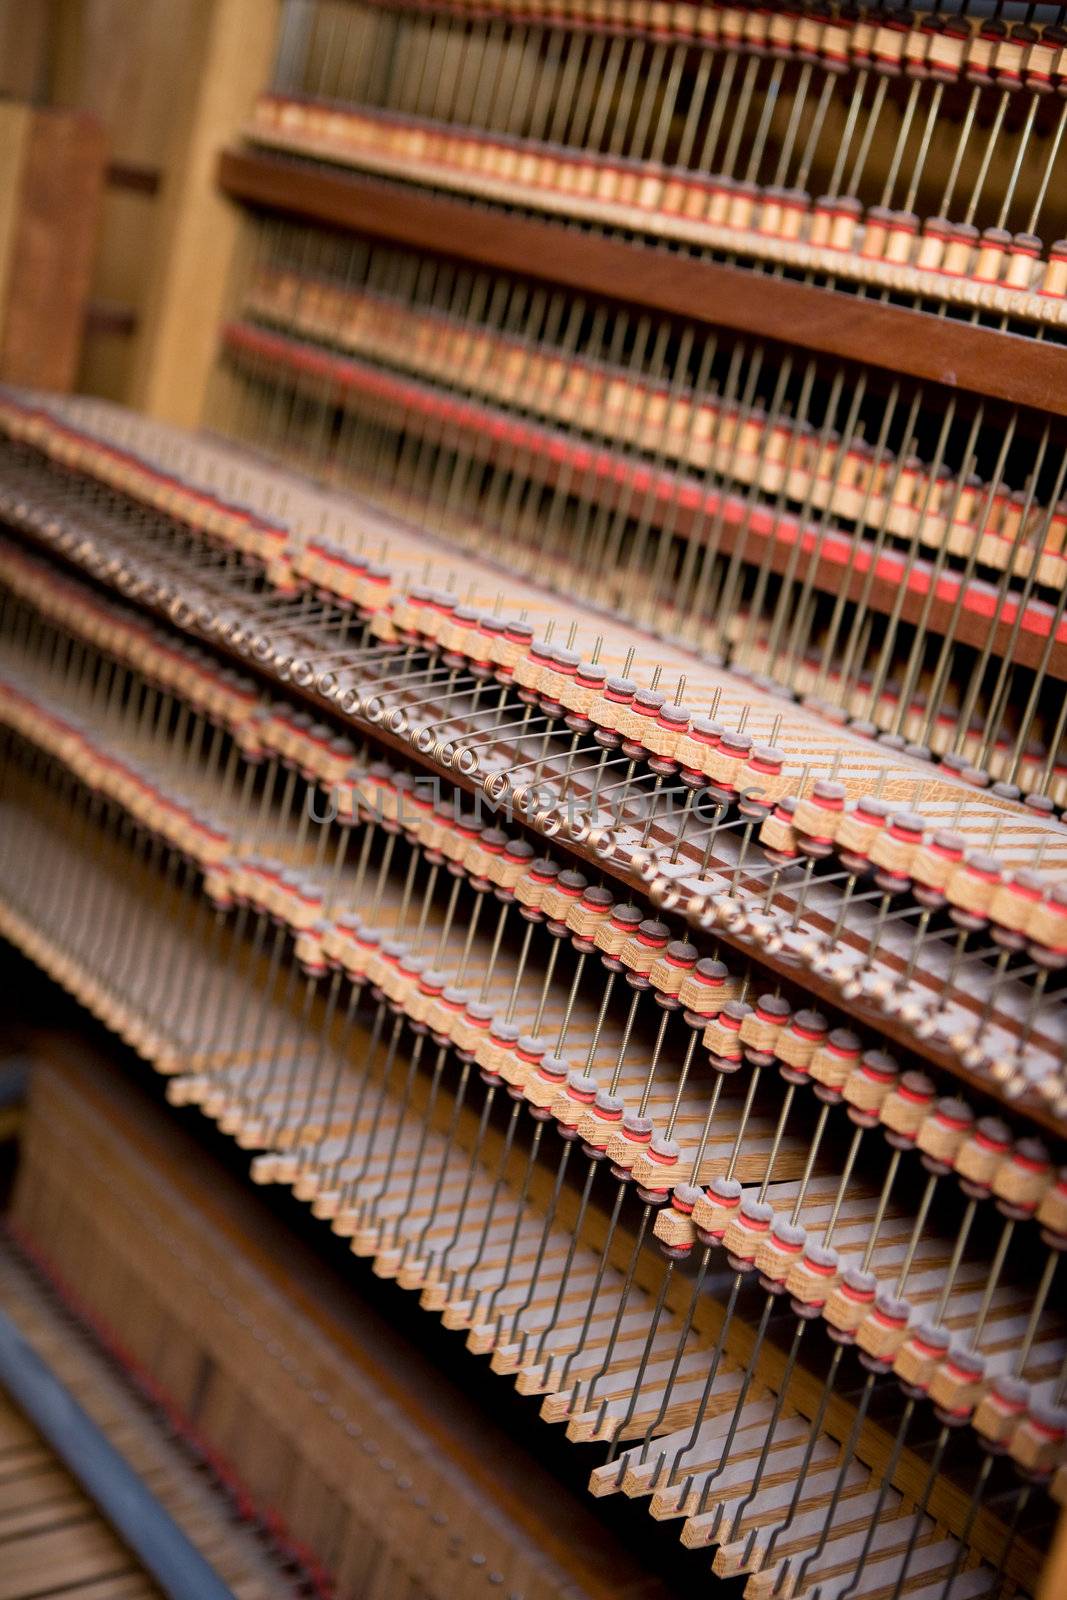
[256,0,1067,333]
[0,370,1065,1600]
[214,227,1067,809]
[211,4,1067,811]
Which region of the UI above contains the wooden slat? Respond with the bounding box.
[0,108,106,393]
[217,147,1067,419]
[0,105,32,336]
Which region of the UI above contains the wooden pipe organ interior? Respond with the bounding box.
[3,3,1067,1597]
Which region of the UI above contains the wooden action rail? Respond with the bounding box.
[5,396,1064,866]
[233,264,1067,598]
[271,1,1067,84]
[217,150,1067,421]
[237,105,1067,331]
[38,421,1067,852]
[245,1,1067,348]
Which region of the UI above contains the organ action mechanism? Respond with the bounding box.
[1,5,1067,1599]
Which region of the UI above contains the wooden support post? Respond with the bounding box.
[0,104,33,330]
[0,106,106,392]
[130,0,281,428]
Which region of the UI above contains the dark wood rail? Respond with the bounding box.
[219,146,1067,419]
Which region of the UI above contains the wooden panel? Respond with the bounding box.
[15,1041,679,1600]
[130,0,282,426]
[0,0,51,100]
[0,108,106,393]
[80,187,157,398]
[49,0,204,170]
[218,147,1067,419]
[45,1,211,402]
[0,104,33,332]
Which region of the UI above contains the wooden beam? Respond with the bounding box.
[129,0,282,427]
[218,147,1067,419]
[0,103,33,336]
[20,1044,674,1600]
[0,108,106,393]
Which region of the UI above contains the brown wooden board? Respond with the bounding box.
[218,147,1067,419]
[0,108,105,393]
